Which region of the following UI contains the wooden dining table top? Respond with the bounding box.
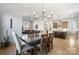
[26,37,42,46]
[26,37,42,43]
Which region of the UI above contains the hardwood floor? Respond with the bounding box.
[48,38,79,55]
[0,43,16,55]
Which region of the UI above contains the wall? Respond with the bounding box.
[0,13,22,43]
[0,13,3,42]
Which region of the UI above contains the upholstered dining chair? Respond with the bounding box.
[11,32,34,55]
[41,34,49,54]
[48,33,53,52]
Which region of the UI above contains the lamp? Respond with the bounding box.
[33,11,36,17]
[33,11,37,19]
[42,9,46,18]
[48,15,51,19]
[50,11,54,17]
[42,9,45,14]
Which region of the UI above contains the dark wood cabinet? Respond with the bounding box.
[22,30,40,34]
[53,31,67,39]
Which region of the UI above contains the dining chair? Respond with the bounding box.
[41,34,49,54]
[48,33,53,52]
[11,32,34,55]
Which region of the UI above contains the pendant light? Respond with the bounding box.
[33,11,37,19]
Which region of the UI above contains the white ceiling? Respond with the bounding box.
[0,3,79,19]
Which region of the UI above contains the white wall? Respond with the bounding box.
[0,13,22,43]
[0,13,3,42]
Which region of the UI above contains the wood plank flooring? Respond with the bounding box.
[0,43,16,55]
[48,38,79,55]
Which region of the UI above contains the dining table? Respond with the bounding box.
[27,37,41,46]
[21,35,42,46]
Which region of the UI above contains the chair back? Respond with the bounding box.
[11,32,21,54]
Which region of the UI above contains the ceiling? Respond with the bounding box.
[0,3,79,20]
